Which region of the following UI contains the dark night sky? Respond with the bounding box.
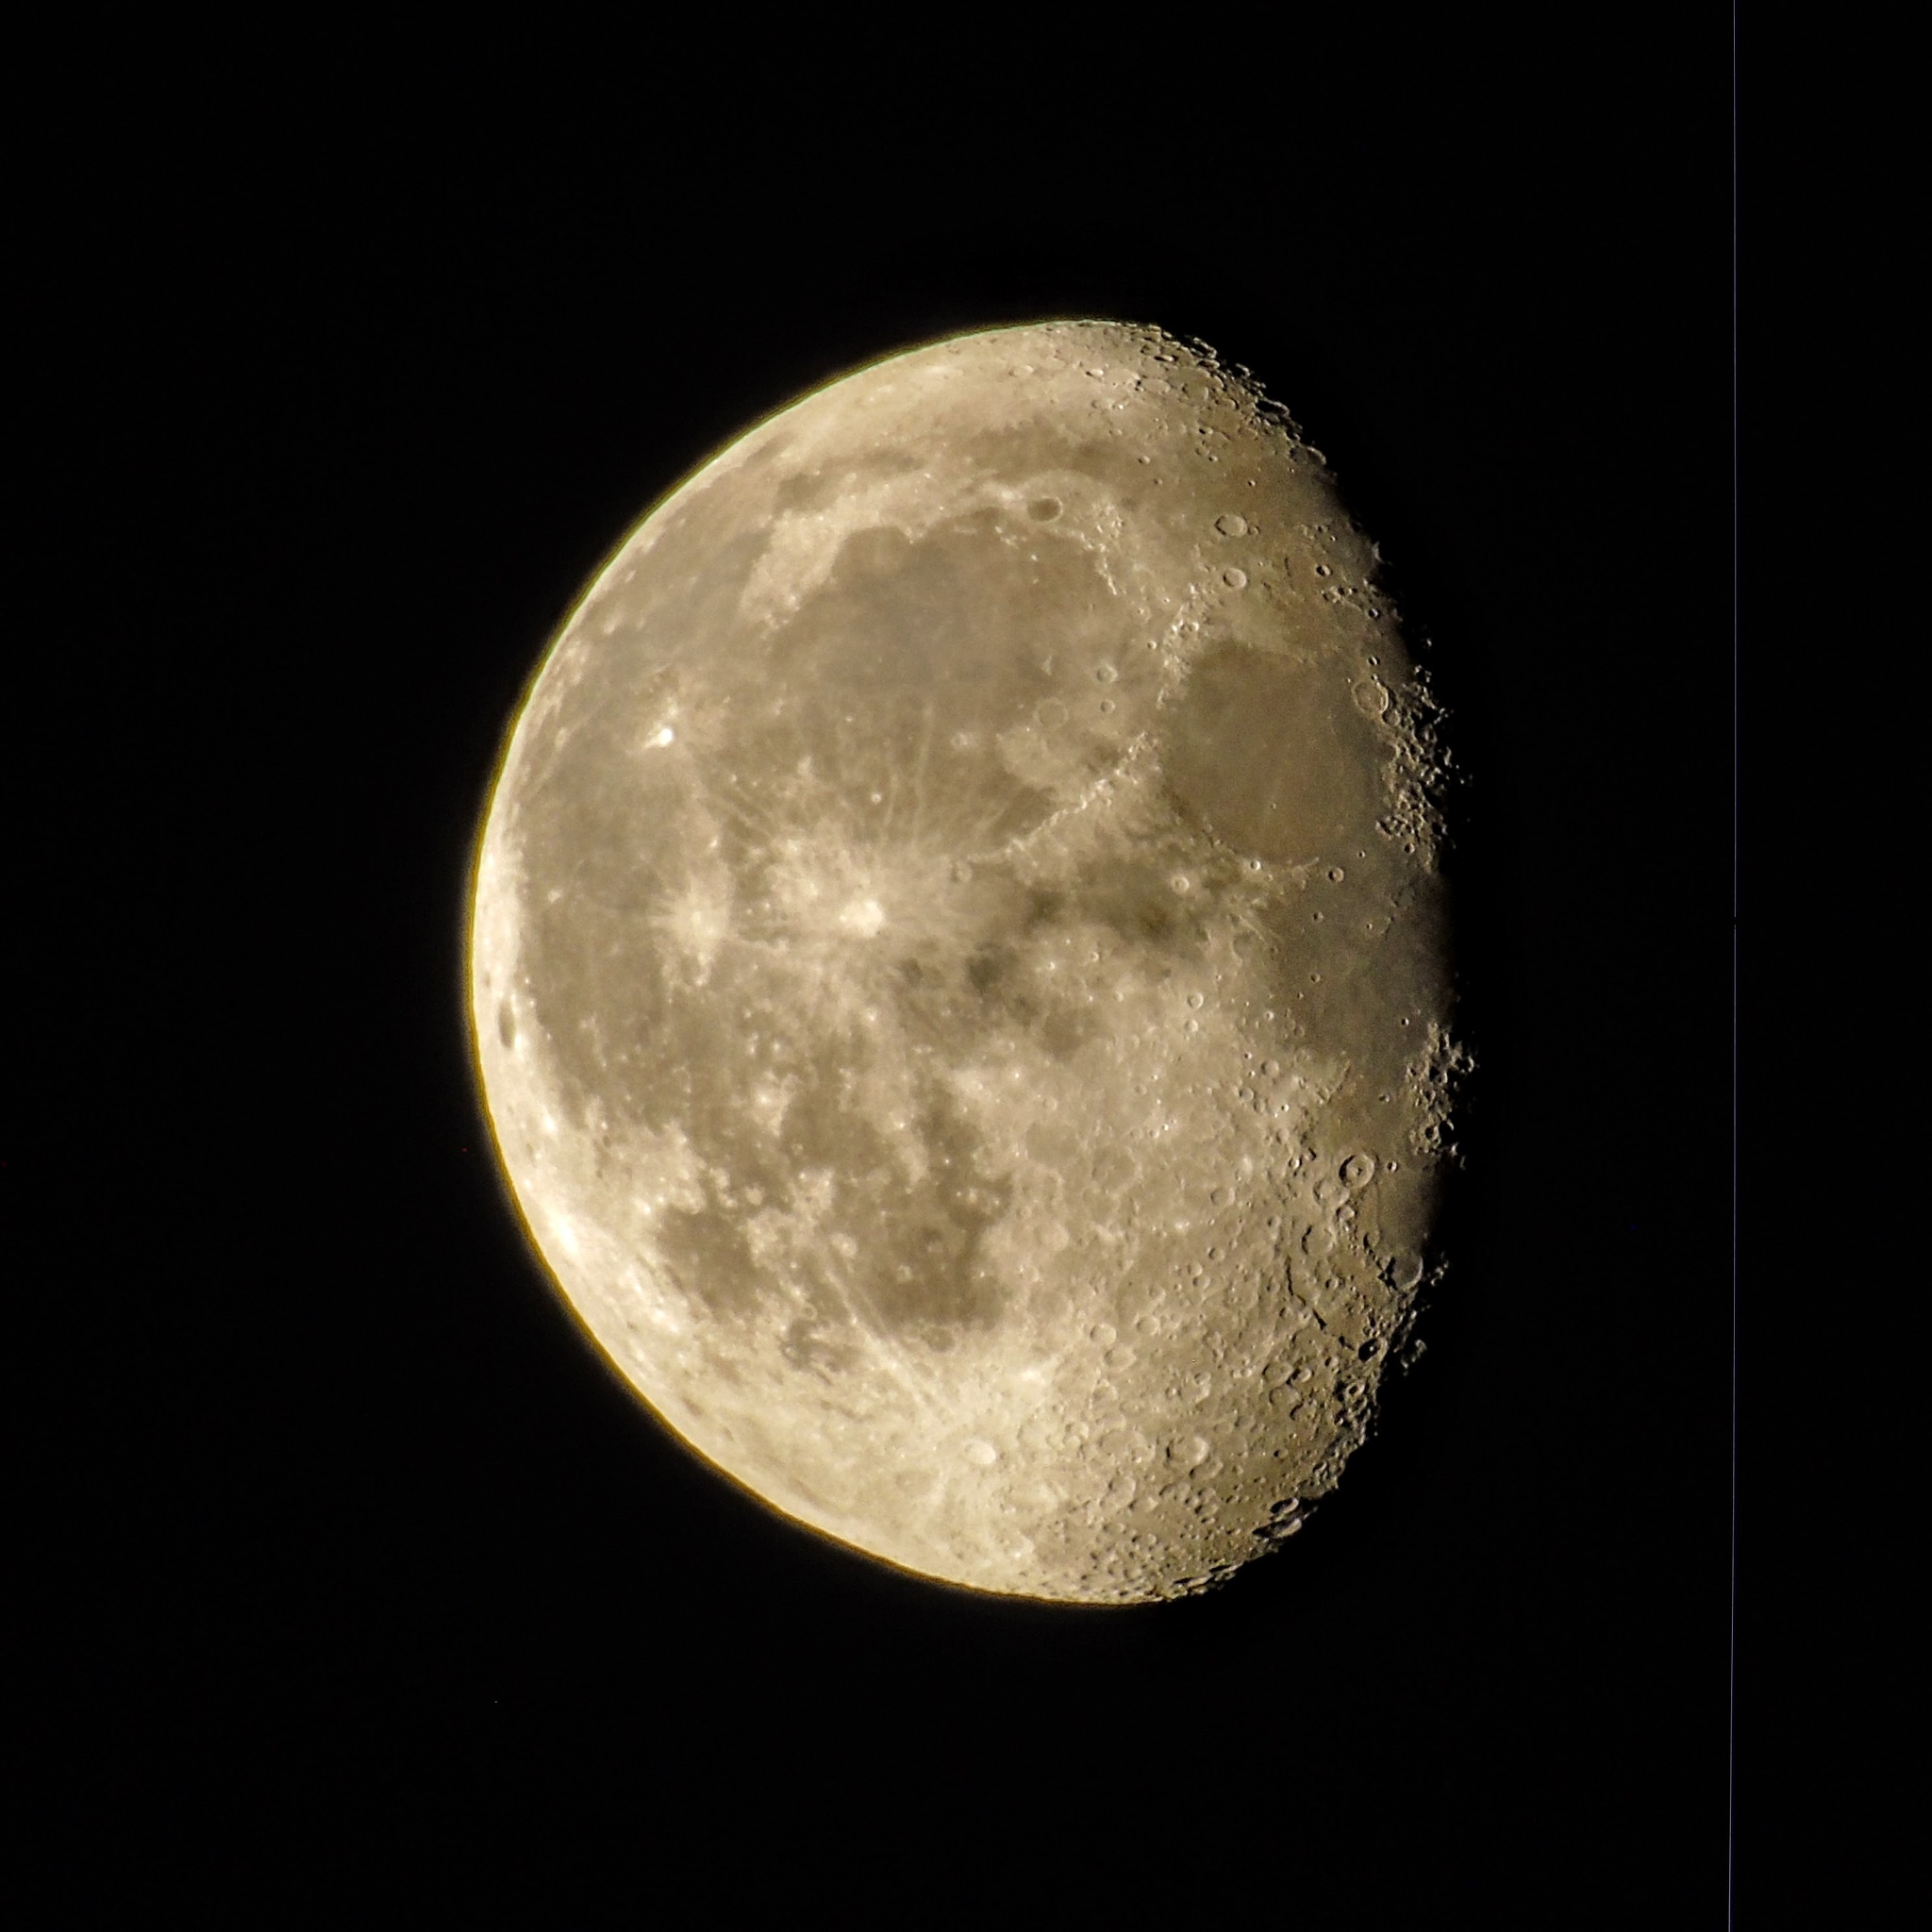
[21,18,1734,1919]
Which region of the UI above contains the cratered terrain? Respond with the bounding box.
[469,321,1461,1602]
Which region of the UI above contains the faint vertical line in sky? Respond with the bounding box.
[1726,6,1740,1926]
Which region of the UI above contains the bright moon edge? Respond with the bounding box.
[467,320,1462,1605]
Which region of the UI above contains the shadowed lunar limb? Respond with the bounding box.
[470,321,1459,1603]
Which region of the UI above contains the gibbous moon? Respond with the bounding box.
[469,322,1460,1603]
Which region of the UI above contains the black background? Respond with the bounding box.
[23,16,1733,1919]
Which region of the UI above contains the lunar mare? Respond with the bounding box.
[470,322,1457,1603]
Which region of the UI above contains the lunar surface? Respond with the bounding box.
[469,322,1460,1603]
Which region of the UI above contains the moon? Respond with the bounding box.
[468,321,1460,1603]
